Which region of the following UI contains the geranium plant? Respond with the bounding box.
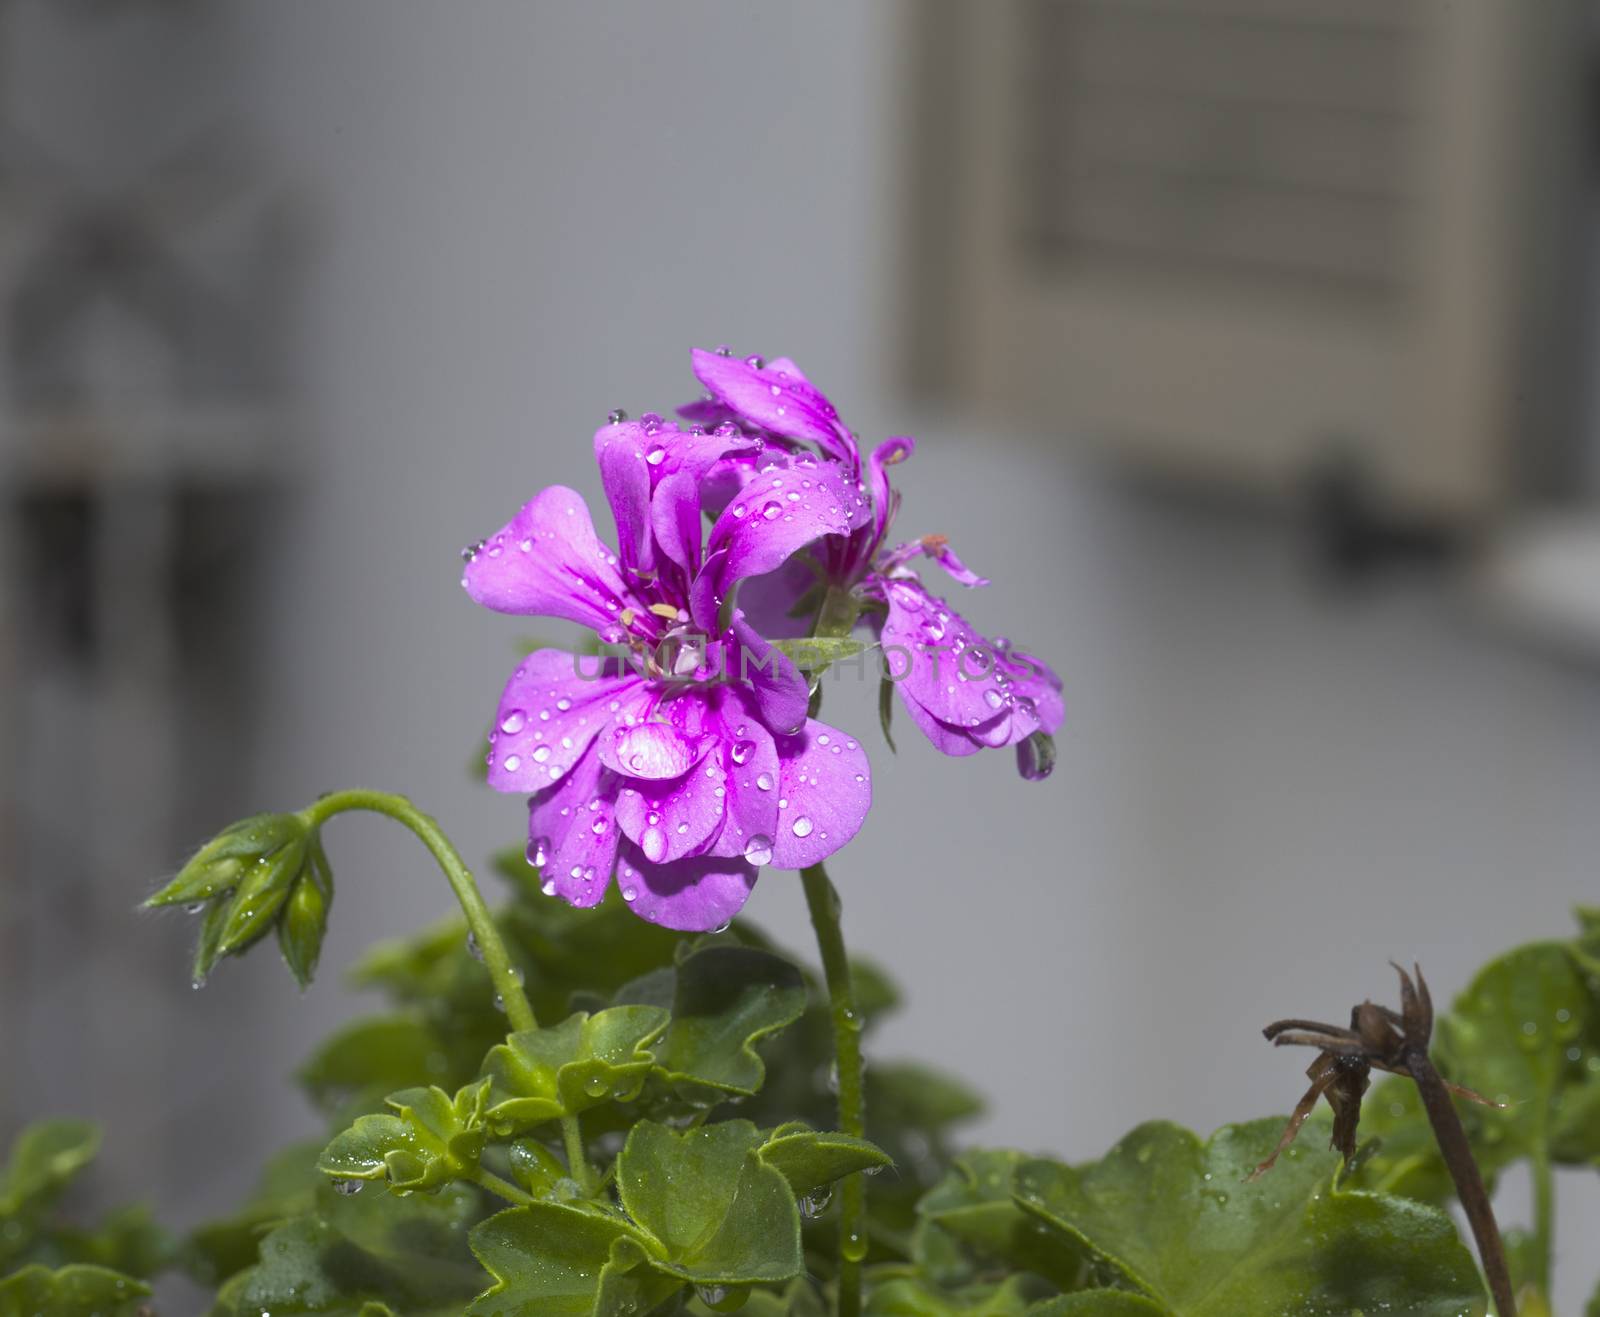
[3,348,1596,1317]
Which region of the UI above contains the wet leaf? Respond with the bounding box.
[319,1084,489,1194]
[757,1124,892,1195]
[467,1202,678,1317]
[1014,1119,1485,1317]
[616,1120,802,1286]
[618,944,806,1102]
[479,1006,670,1133]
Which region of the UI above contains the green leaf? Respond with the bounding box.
[506,1140,576,1200]
[467,1202,679,1317]
[0,1120,100,1217]
[916,1150,1084,1291]
[0,1263,149,1316]
[617,1120,803,1285]
[298,1014,459,1117]
[1434,940,1600,1170]
[1014,1119,1486,1317]
[757,1125,893,1195]
[319,1084,489,1193]
[619,945,806,1101]
[216,1182,487,1316]
[480,1006,670,1133]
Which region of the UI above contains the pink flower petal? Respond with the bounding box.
[462,486,633,631]
[615,843,758,931]
[769,718,871,870]
[525,743,620,909]
[487,652,644,793]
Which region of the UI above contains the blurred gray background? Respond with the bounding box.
[4,1,1600,1310]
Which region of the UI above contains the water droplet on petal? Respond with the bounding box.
[755,772,774,791]
[761,501,783,520]
[731,739,755,765]
[792,817,814,838]
[500,709,526,734]
[744,834,774,865]
[622,886,638,903]
[641,827,667,863]
[607,408,628,424]
[527,836,551,867]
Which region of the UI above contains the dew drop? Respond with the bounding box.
[503,754,522,772]
[755,772,774,791]
[792,816,814,838]
[642,828,668,863]
[584,1074,609,1098]
[500,709,527,734]
[761,501,783,520]
[466,932,484,962]
[744,834,774,865]
[607,408,628,424]
[731,739,755,765]
[332,1178,363,1196]
[527,836,551,867]
[799,1185,832,1219]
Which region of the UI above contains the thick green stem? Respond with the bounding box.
[801,863,866,1317]
[302,789,537,1034]
[562,1113,598,1196]
[468,1166,536,1207]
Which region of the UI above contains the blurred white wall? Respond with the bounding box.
[203,2,1600,1306]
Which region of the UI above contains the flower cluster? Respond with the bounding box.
[463,348,1062,930]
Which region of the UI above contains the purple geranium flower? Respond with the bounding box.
[686,348,1063,779]
[462,412,874,930]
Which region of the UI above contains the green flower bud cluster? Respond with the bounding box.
[145,812,333,989]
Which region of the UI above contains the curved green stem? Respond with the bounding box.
[801,863,866,1317]
[562,1113,598,1197]
[302,789,537,1034]
[467,1166,536,1207]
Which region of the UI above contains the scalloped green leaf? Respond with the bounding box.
[617,1120,803,1286]
[480,1006,670,1133]
[214,1182,485,1316]
[466,1201,679,1317]
[757,1125,892,1194]
[1014,1119,1486,1317]
[319,1084,488,1193]
[619,945,806,1101]
[915,1150,1084,1291]
[0,1263,149,1316]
